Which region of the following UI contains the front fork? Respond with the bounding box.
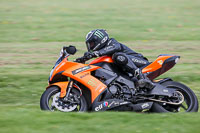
[64,79,74,98]
[47,79,77,98]
[61,79,82,99]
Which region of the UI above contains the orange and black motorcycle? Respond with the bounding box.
[40,46,198,112]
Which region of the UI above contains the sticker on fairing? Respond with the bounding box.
[72,66,91,75]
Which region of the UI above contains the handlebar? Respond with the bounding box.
[75,52,96,63]
[60,48,88,63]
[75,56,89,63]
[60,46,94,63]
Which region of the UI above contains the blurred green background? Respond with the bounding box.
[0,0,200,133]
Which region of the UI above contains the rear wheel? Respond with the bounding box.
[151,81,198,113]
[40,86,88,112]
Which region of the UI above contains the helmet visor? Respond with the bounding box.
[86,42,95,52]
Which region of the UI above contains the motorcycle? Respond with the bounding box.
[40,45,198,112]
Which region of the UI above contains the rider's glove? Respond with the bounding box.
[76,57,85,63]
[84,51,100,60]
[84,52,93,59]
[84,51,100,58]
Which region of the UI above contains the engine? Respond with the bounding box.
[108,83,135,100]
[93,68,136,100]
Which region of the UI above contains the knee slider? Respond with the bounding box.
[113,53,128,65]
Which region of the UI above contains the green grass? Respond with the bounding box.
[1,0,200,42]
[1,107,200,133]
[0,0,200,133]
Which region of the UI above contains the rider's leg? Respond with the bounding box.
[129,56,155,89]
[112,52,154,90]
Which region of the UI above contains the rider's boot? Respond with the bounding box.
[134,69,155,90]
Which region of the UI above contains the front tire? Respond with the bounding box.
[151,81,198,113]
[40,86,88,112]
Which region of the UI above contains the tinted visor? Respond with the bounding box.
[87,42,95,52]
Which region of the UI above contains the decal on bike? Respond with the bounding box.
[94,100,130,111]
[108,101,115,108]
[103,102,108,107]
[72,66,91,75]
[95,101,109,111]
[108,101,119,107]
[141,103,150,109]
[95,84,101,90]
[95,104,103,111]
[87,79,97,87]
[80,73,89,78]
[119,101,129,105]
[55,62,65,71]
[99,86,105,93]
[94,84,106,93]
[163,89,169,93]
[157,60,163,65]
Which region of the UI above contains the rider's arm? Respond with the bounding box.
[97,41,122,56]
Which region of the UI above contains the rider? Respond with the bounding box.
[80,29,154,90]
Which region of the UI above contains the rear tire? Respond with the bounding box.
[151,81,198,113]
[40,86,88,112]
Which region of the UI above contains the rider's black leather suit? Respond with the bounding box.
[96,38,149,75]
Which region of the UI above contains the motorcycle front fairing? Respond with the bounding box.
[47,56,108,103]
[48,55,66,83]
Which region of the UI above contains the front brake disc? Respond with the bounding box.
[51,92,77,112]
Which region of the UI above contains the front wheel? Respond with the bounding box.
[40,86,88,112]
[151,81,198,113]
